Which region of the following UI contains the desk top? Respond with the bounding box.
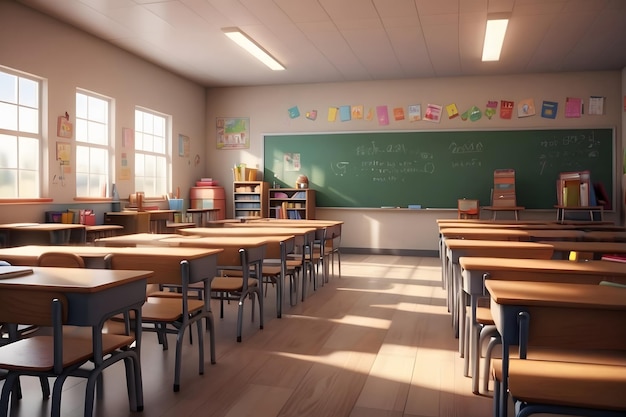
[0,266,152,293]
[482,206,525,211]
[0,244,223,266]
[445,239,553,251]
[160,235,268,249]
[95,233,175,246]
[583,231,626,241]
[554,205,604,210]
[178,226,315,237]
[539,240,626,254]
[3,223,86,231]
[439,227,529,240]
[485,279,626,309]
[460,257,626,277]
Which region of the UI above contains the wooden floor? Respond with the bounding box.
[7,254,496,417]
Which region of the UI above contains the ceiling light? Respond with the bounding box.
[222,27,285,71]
[481,14,509,61]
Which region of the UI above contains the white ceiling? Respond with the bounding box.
[16,0,626,88]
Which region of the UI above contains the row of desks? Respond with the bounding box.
[436,218,626,416]
[0,218,343,413]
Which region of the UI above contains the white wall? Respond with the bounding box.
[0,1,206,222]
[205,73,623,253]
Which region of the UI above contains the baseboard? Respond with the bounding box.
[340,247,438,257]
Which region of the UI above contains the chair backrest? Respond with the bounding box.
[457,199,479,219]
[37,252,85,268]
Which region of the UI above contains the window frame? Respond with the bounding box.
[74,89,112,199]
[134,107,172,198]
[0,65,44,200]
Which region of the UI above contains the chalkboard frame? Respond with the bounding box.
[263,128,615,210]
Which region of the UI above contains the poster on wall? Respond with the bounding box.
[216,117,250,149]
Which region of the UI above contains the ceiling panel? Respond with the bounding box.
[13,0,626,87]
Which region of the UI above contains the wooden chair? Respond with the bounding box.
[37,252,85,268]
[0,291,142,417]
[457,199,479,219]
[210,245,265,342]
[286,229,317,302]
[324,223,342,279]
[105,253,216,392]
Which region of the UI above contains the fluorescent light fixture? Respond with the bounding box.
[481,14,509,61]
[222,27,285,71]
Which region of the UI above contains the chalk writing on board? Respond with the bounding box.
[449,142,484,154]
[451,159,482,168]
[537,131,602,175]
[356,141,407,156]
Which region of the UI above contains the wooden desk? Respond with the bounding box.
[481,206,525,220]
[178,226,319,300]
[3,223,86,246]
[0,266,150,415]
[541,240,626,260]
[485,280,626,417]
[582,231,626,242]
[555,205,604,223]
[159,235,296,316]
[460,256,626,395]
[145,209,178,233]
[444,239,554,386]
[187,208,220,226]
[0,245,223,271]
[94,233,176,247]
[85,225,123,242]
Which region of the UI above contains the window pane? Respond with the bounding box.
[142,112,153,134]
[135,154,144,176]
[154,136,165,154]
[135,132,143,150]
[76,173,88,196]
[0,102,17,131]
[0,135,17,168]
[88,96,107,123]
[76,146,89,172]
[0,72,17,104]
[18,169,38,198]
[90,147,107,175]
[18,78,38,108]
[76,93,87,119]
[88,121,106,145]
[89,173,106,197]
[143,134,154,153]
[75,119,88,142]
[18,106,38,134]
[18,137,38,170]
[0,169,17,198]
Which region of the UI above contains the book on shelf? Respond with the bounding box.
[291,191,306,199]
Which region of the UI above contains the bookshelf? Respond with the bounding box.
[269,188,316,219]
[233,181,268,219]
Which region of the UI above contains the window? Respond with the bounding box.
[135,108,170,197]
[0,67,42,198]
[75,91,111,197]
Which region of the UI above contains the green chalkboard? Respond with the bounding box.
[263,129,614,209]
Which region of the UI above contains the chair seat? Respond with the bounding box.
[505,358,626,411]
[476,306,494,324]
[141,297,205,322]
[211,277,258,292]
[0,333,134,371]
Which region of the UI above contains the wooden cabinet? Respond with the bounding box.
[269,188,316,219]
[233,181,268,219]
[190,186,226,220]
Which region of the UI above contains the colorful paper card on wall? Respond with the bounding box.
[446,103,459,119]
[351,105,364,119]
[485,100,498,119]
[376,105,389,125]
[588,96,604,115]
[328,107,338,122]
[565,97,582,118]
[305,110,317,120]
[408,104,421,122]
[500,100,514,119]
[517,98,536,117]
[339,105,351,121]
[393,107,405,121]
[541,101,558,119]
[424,104,442,123]
[366,107,374,121]
[288,106,300,119]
